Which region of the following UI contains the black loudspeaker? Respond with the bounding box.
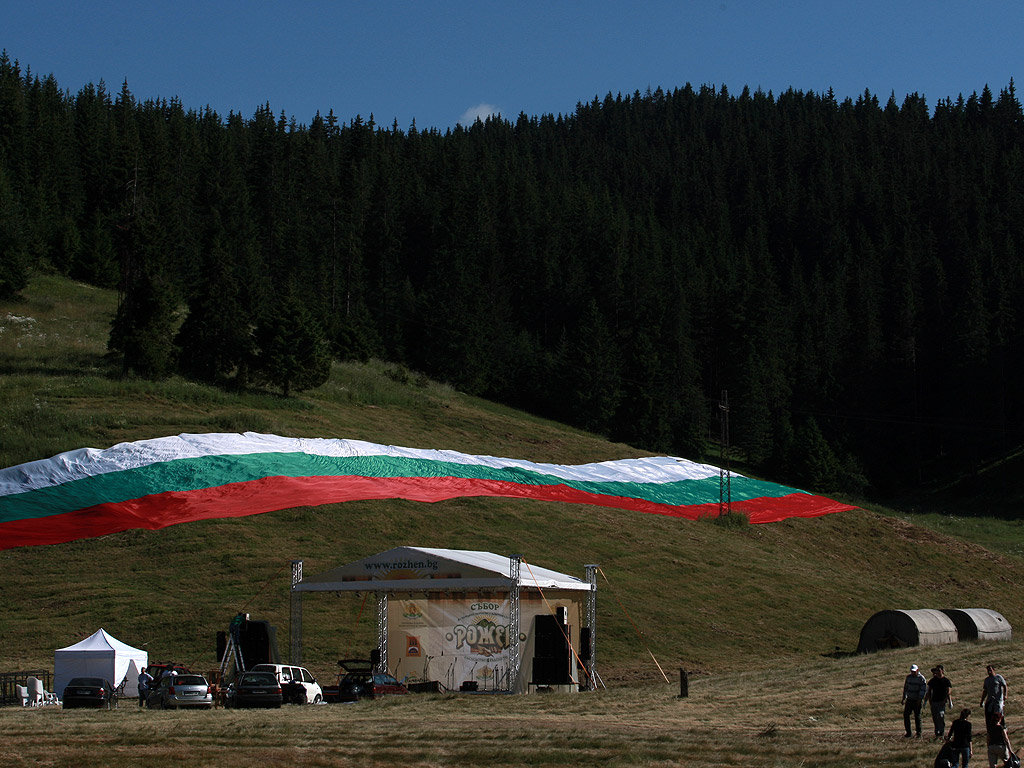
[370,649,381,669]
[217,631,227,662]
[532,614,571,685]
[531,657,559,685]
[237,621,272,667]
[579,627,591,661]
[556,607,568,625]
[534,615,567,659]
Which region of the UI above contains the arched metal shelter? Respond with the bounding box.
[940,609,1012,642]
[857,609,958,653]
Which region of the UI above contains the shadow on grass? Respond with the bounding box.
[821,649,858,659]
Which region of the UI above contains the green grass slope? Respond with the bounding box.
[2,276,1023,691]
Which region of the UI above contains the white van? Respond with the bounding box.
[250,664,323,704]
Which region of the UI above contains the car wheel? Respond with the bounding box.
[313,694,322,704]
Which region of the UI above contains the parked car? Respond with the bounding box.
[146,673,213,709]
[62,677,117,709]
[224,671,282,709]
[250,663,324,704]
[331,659,409,702]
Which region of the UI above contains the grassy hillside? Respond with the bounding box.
[2,275,1024,696]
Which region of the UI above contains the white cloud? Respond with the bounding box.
[458,103,501,126]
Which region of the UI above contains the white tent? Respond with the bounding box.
[53,629,148,698]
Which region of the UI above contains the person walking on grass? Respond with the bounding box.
[981,665,1007,727]
[928,665,955,739]
[945,708,973,768]
[904,663,929,737]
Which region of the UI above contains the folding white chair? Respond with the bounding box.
[15,684,29,706]
[27,677,44,706]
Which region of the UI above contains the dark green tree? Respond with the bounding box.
[108,259,178,379]
[252,293,332,397]
[0,163,28,299]
[107,197,177,378]
[175,230,254,386]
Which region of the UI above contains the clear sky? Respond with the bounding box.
[4,1,1022,130]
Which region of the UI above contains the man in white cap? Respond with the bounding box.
[902,663,928,737]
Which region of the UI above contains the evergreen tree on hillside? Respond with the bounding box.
[252,292,332,397]
[107,202,177,378]
[175,228,254,386]
[0,163,28,299]
[71,210,118,287]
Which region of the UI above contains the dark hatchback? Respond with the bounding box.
[62,677,117,709]
[225,671,282,709]
[329,659,409,702]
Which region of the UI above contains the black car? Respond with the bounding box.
[329,659,409,702]
[62,677,117,709]
[225,671,282,709]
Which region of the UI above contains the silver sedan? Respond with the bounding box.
[146,674,214,709]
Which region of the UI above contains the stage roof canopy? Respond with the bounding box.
[294,546,591,593]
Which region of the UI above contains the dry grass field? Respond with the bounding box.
[3,638,1020,767]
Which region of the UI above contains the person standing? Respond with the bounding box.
[137,666,154,707]
[980,665,1008,726]
[928,666,954,739]
[945,708,973,768]
[904,663,929,737]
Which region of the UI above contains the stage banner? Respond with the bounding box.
[390,597,513,690]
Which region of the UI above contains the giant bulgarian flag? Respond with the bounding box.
[0,432,855,550]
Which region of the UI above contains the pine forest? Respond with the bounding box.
[2,51,1023,498]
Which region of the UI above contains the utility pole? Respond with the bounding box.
[719,390,731,516]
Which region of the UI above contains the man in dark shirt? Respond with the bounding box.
[945,708,972,768]
[927,665,954,739]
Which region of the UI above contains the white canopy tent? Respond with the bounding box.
[292,547,598,693]
[54,628,148,698]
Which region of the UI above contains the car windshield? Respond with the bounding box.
[240,673,277,685]
[175,676,206,686]
[68,678,105,687]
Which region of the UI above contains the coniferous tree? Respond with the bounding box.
[0,163,28,299]
[107,202,177,378]
[252,292,332,397]
[175,229,254,385]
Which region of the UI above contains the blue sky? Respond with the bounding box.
[5,1,1022,130]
